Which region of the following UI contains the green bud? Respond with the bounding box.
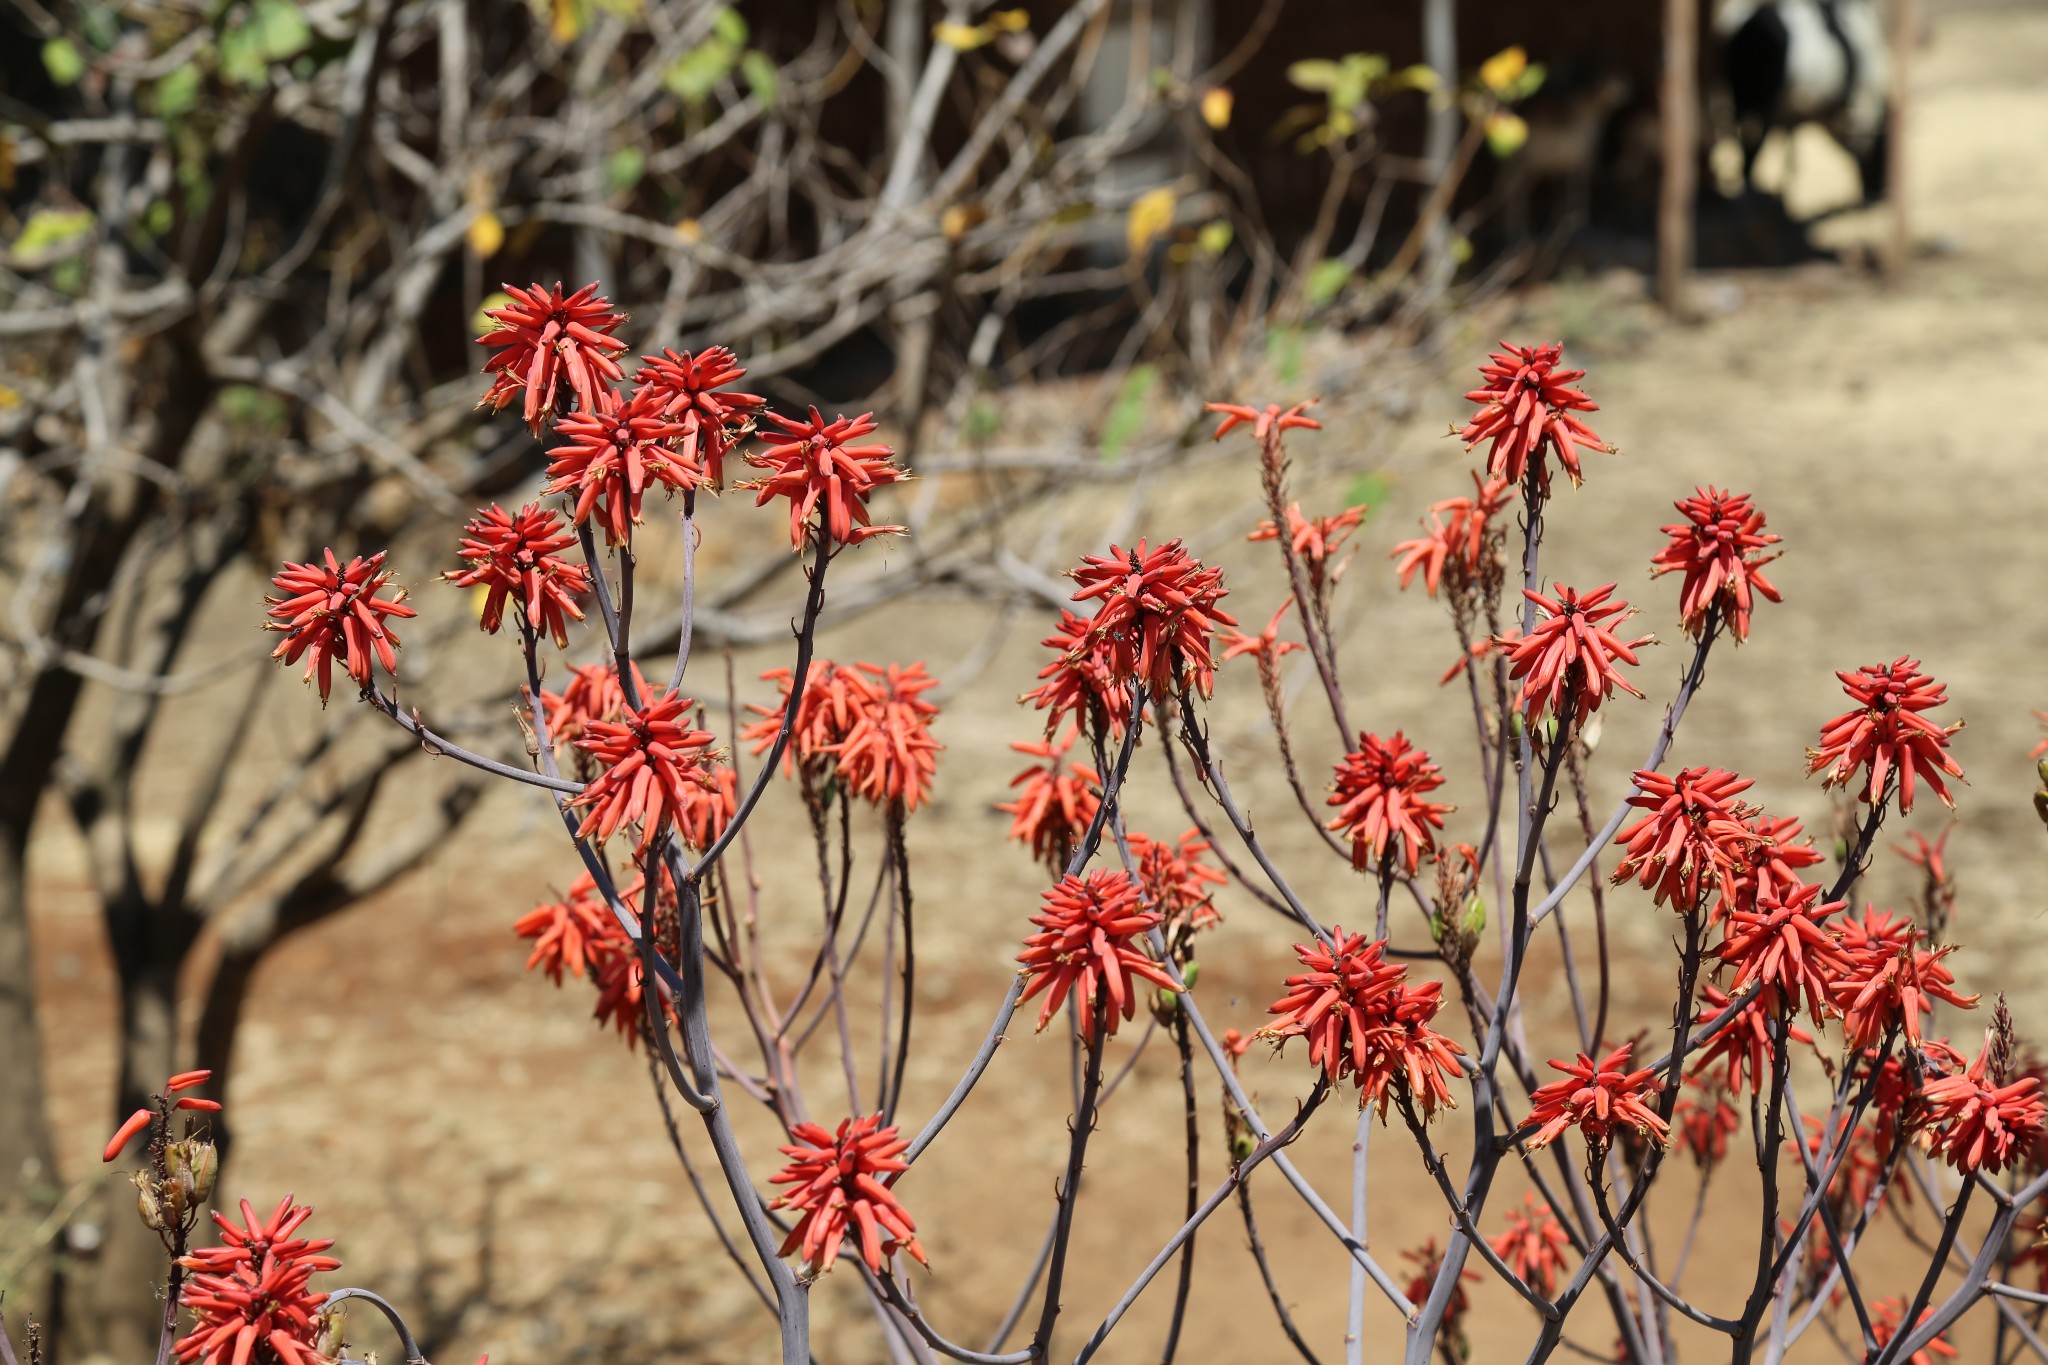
[2034,788,2048,829]
[1462,894,1487,937]
[1231,1131,1256,1161]
[1181,960,1200,989]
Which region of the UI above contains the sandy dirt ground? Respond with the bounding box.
[26,2,2048,1361]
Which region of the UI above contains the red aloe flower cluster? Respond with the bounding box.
[1259,928,1465,1118]
[174,1197,339,1365]
[746,408,907,550]
[264,550,417,704]
[1325,731,1455,875]
[1458,341,1608,489]
[570,690,720,850]
[1831,907,1977,1050]
[1488,1193,1571,1296]
[449,502,589,646]
[1501,584,1652,725]
[1717,880,1850,1024]
[541,661,652,750]
[744,660,942,810]
[1807,657,1966,814]
[1690,983,1814,1095]
[1023,610,1134,737]
[1017,871,1180,1041]
[1649,487,1782,642]
[549,387,701,545]
[1790,1113,1894,1225]
[1868,1297,1957,1365]
[632,345,762,488]
[1127,829,1227,932]
[1673,1074,1740,1167]
[515,867,680,1044]
[1219,601,1306,669]
[1920,1041,2047,1176]
[1069,538,1236,701]
[1523,1045,1669,1151]
[996,730,1101,875]
[1205,399,1321,443]
[769,1113,926,1275]
[1391,472,1514,597]
[1717,813,1825,921]
[1401,1240,1478,1329]
[1610,766,1753,911]
[477,281,628,429]
[1248,502,1366,580]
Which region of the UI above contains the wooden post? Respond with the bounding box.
[1886,0,1915,276]
[1658,0,1698,315]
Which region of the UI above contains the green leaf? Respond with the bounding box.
[1303,257,1352,308]
[1266,325,1302,385]
[739,49,778,108]
[665,39,736,101]
[1098,363,1157,467]
[1195,218,1233,257]
[251,0,311,62]
[604,146,646,196]
[43,38,85,85]
[13,207,96,258]
[1345,470,1391,514]
[710,5,747,46]
[963,397,1001,444]
[154,66,201,118]
[142,200,174,237]
[1285,59,1342,93]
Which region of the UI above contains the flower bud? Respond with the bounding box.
[1231,1131,1256,1162]
[1180,960,1201,989]
[167,1138,218,1204]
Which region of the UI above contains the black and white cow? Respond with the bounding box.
[1717,0,1891,204]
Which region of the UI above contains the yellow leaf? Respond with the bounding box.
[1484,110,1528,158]
[473,291,514,340]
[467,211,505,259]
[1479,46,1526,95]
[550,0,585,45]
[675,217,703,244]
[988,8,1029,33]
[0,384,21,409]
[940,202,987,240]
[1394,63,1438,93]
[932,21,991,51]
[1199,87,1233,130]
[1126,187,1177,258]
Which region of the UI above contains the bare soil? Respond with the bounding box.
[28,3,2048,1361]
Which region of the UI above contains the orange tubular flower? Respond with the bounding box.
[1610,766,1754,911]
[1070,538,1236,701]
[1832,907,1976,1050]
[1522,1045,1670,1151]
[174,1197,339,1365]
[1326,732,1455,875]
[1128,829,1228,932]
[541,661,652,749]
[1258,928,1465,1118]
[769,1113,926,1276]
[823,662,942,811]
[631,345,762,488]
[514,871,618,984]
[264,550,417,704]
[747,408,907,550]
[1690,983,1814,1096]
[1673,1075,1740,1167]
[1488,1193,1570,1296]
[1650,487,1782,642]
[1392,472,1513,597]
[2033,709,2048,760]
[478,281,628,430]
[1868,1297,1958,1365]
[1220,600,1307,668]
[1205,399,1320,442]
[1920,1042,2044,1176]
[449,503,590,646]
[570,690,719,851]
[1501,584,1652,726]
[1458,341,1608,489]
[1023,610,1133,737]
[1895,828,1954,889]
[997,730,1102,874]
[1717,813,1825,921]
[1248,503,1366,577]
[549,386,701,544]
[103,1108,154,1163]
[675,762,738,851]
[1807,657,1966,815]
[1717,880,1851,1024]
[1017,871,1181,1041]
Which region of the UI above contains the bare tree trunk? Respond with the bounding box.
[1420,0,1459,305]
[1885,0,1915,276]
[0,831,60,1331]
[1659,0,1698,314]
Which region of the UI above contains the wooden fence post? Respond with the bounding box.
[1659,0,1698,315]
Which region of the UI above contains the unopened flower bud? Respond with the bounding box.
[167,1139,218,1204]
[1180,960,1200,989]
[1231,1131,1256,1162]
